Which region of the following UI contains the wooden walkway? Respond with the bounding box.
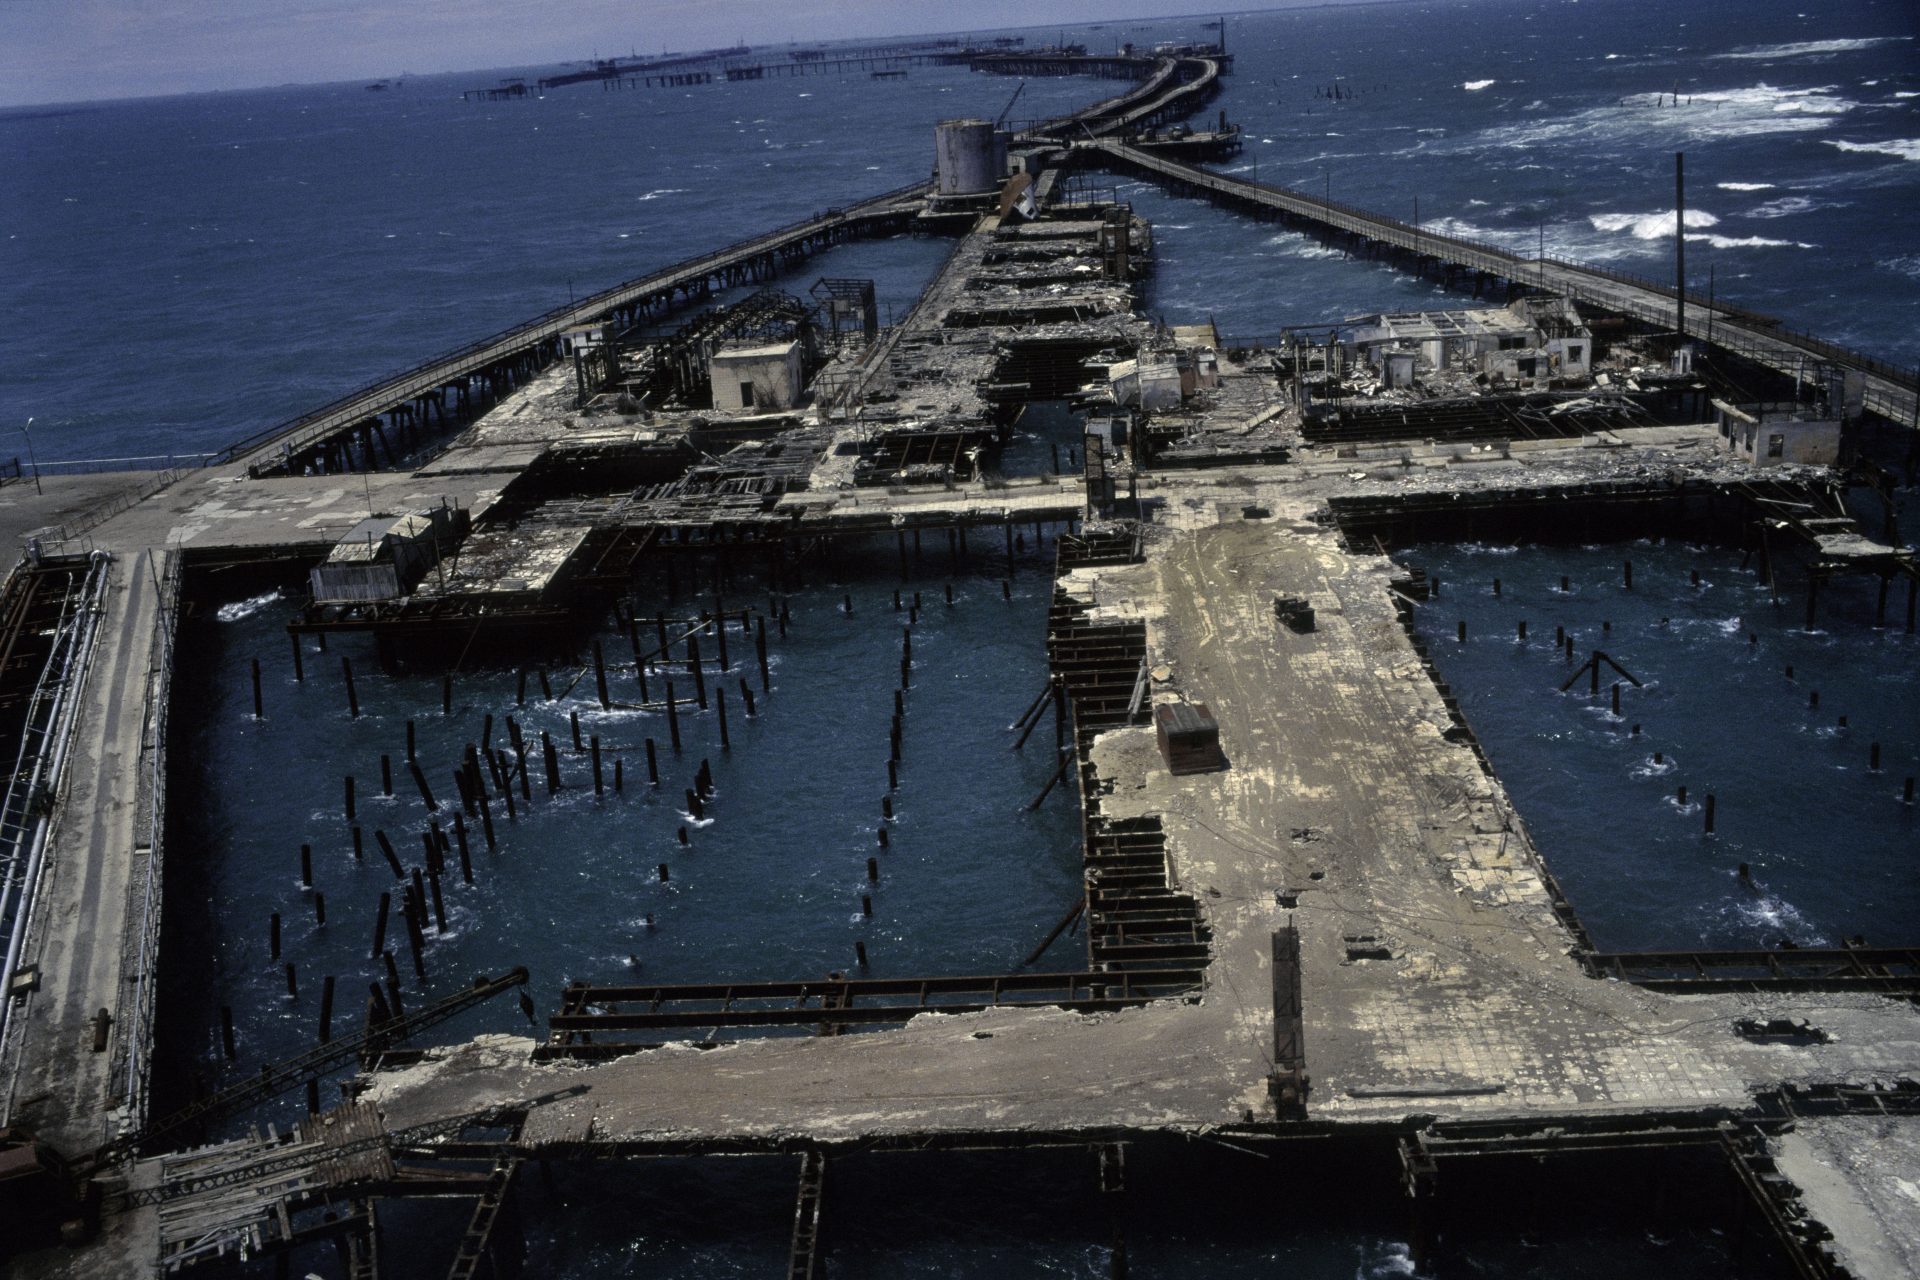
[1093,140,1919,428]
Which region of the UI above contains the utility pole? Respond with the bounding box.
[21,417,40,496]
[1674,151,1687,345]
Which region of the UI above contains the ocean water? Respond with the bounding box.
[160,545,1084,1110]
[15,1,1912,1272]
[3,0,1917,464]
[1406,535,1920,952]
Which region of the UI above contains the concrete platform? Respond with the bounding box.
[1774,1115,1920,1280]
[360,477,1920,1153]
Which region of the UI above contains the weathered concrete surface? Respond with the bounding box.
[361,475,1920,1151]
[1774,1116,1920,1280]
[0,557,156,1154]
[0,472,164,549]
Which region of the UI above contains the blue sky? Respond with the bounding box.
[0,0,1281,107]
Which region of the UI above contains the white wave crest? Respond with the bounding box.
[1590,208,1720,240]
[1463,79,1497,91]
[1717,181,1775,191]
[1692,232,1815,249]
[1468,83,1853,151]
[1716,36,1911,61]
[216,590,282,622]
[1825,137,1920,161]
[1880,255,1920,280]
[1747,195,1825,217]
[1265,231,1342,259]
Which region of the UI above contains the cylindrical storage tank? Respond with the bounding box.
[935,118,998,195]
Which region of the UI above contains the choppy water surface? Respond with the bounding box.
[4,0,1916,462]
[1409,537,1919,951]
[164,549,1082,1092]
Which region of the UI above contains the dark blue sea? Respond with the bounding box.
[2,0,1916,465]
[6,0,1917,1273]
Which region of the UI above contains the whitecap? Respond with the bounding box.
[1825,137,1920,161]
[1897,92,1920,100]
[1717,181,1776,191]
[1590,208,1720,240]
[1747,195,1826,217]
[217,590,282,622]
[1879,255,1920,279]
[1716,36,1912,60]
[1690,232,1815,249]
[1264,230,1341,259]
[1463,79,1496,91]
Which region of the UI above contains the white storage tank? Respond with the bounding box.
[934,119,1005,195]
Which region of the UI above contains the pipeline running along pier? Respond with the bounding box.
[3,39,1919,1280]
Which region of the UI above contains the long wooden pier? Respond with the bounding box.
[1092,139,1919,426]
[224,182,929,477]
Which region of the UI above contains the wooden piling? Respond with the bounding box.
[381,755,393,796]
[270,912,281,960]
[383,952,405,1015]
[344,776,356,822]
[409,760,438,812]
[646,738,659,785]
[251,658,263,719]
[406,718,415,761]
[688,635,707,708]
[220,1007,236,1059]
[314,892,326,926]
[741,679,755,717]
[285,962,298,999]
[375,830,404,879]
[442,672,453,716]
[351,826,363,861]
[290,634,304,683]
[591,735,604,795]
[1704,793,1716,833]
[341,657,360,719]
[716,690,730,750]
[371,893,390,959]
[542,732,560,794]
[318,976,335,1043]
[756,617,770,691]
[570,709,582,752]
[666,680,682,752]
[427,867,447,932]
[594,641,610,709]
